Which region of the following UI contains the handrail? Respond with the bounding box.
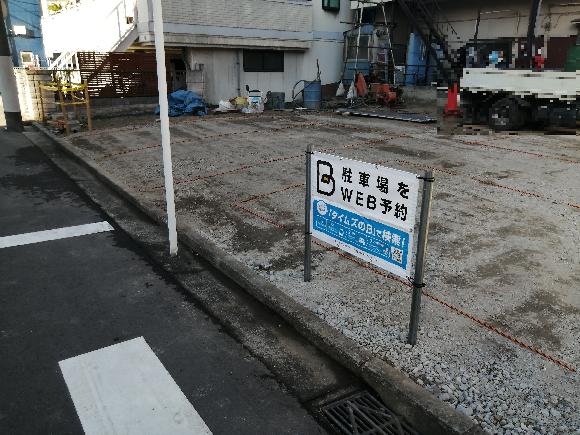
[46,0,135,69]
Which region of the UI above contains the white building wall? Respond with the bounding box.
[437,0,580,50]
[137,0,313,49]
[185,48,304,104]
[185,49,237,103]
[161,0,311,34]
[180,0,353,105]
[302,0,354,83]
[244,52,304,98]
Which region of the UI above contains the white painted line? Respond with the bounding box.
[0,221,114,249]
[59,337,212,435]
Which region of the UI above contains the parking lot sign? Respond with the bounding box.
[309,152,420,278]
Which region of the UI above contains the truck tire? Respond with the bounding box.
[489,98,527,131]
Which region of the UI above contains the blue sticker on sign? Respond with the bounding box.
[313,199,410,270]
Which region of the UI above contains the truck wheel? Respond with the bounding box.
[489,98,526,131]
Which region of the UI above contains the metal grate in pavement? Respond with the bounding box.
[321,391,419,435]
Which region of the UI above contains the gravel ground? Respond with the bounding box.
[60,112,579,434]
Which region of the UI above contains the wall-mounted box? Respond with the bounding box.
[13,25,27,35]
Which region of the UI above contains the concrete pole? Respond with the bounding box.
[152,0,178,256]
[0,3,23,132]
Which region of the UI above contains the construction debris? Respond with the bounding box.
[155,90,207,117]
[335,108,435,123]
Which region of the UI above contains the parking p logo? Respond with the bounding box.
[316,160,335,196]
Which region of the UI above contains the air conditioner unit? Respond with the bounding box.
[20,51,36,67]
[350,0,391,9]
[13,25,27,36]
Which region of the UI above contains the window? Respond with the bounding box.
[20,52,34,66]
[346,35,370,60]
[243,50,284,72]
[322,0,340,11]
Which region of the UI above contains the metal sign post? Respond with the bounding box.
[407,170,434,345]
[304,143,313,282]
[304,151,434,345]
[152,0,178,256]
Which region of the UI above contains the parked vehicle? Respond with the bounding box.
[460,68,579,131]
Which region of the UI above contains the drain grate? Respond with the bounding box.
[321,391,419,435]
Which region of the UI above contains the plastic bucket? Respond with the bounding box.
[303,80,321,110]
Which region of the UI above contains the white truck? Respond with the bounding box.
[460,68,580,132]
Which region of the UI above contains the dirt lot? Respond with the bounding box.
[60,111,579,434]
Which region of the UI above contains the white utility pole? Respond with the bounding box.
[151,0,178,256]
[0,2,23,131]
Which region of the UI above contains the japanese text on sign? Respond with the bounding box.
[313,200,411,272]
[310,152,420,277]
[313,152,419,230]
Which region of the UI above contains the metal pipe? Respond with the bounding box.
[304,143,312,282]
[526,0,543,68]
[474,4,482,49]
[236,49,241,96]
[407,170,434,345]
[152,0,178,256]
[84,80,92,131]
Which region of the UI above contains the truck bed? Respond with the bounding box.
[461,68,579,101]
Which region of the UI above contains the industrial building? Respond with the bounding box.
[3,0,580,128]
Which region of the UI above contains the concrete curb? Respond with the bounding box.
[33,122,485,435]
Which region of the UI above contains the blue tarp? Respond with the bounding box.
[155,90,207,117]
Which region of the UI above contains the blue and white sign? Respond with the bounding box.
[310,152,419,277]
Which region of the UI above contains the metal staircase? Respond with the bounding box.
[45,0,137,77]
[394,0,462,84]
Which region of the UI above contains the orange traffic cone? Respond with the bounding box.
[443,83,461,117]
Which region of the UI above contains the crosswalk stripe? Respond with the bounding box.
[59,337,213,435]
[0,221,114,248]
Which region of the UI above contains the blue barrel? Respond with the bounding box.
[405,32,427,85]
[303,80,321,110]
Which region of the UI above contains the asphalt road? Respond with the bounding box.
[0,130,326,435]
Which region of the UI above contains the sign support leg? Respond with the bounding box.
[407,170,434,345]
[304,143,313,282]
[84,80,93,131]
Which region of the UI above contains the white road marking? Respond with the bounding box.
[0,221,114,249]
[59,337,212,435]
